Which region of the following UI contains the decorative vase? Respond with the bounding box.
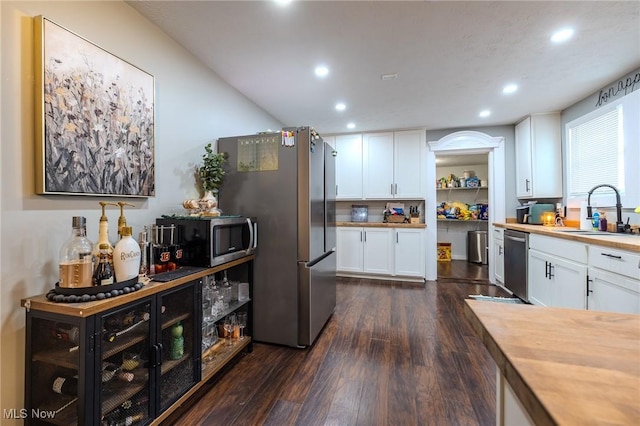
[200,190,220,215]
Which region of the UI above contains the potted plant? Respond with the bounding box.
[197,143,227,212]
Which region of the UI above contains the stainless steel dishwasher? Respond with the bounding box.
[504,229,529,302]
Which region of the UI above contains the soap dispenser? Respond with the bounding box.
[116,202,135,239]
[93,201,118,257]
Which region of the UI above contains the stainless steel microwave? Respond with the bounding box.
[155,216,257,267]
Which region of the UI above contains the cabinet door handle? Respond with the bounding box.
[499,246,503,255]
[364,231,367,242]
[544,261,549,278]
[396,232,399,244]
[391,183,394,195]
[394,183,398,195]
[525,179,530,192]
[587,276,593,296]
[548,264,555,279]
[336,185,338,196]
[360,231,363,242]
[600,252,623,260]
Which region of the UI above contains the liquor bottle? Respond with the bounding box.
[138,227,149,276]
[113,226,141,282]
[93,243,115,286]
[170,321,184,360]
[59,216,95,288]
[116,202,135,240]
[92,201,117,259]
[51,323,79,344]
[51,375,78,396]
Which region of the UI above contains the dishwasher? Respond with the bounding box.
[503,229,529,302]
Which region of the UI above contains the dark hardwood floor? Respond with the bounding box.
[437,259,489,283]
[165,277,509,425]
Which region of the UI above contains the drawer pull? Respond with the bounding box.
[601,253,623,260]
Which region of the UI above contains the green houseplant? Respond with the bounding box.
[198,143,227,196]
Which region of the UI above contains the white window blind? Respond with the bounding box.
[568,105,623,197]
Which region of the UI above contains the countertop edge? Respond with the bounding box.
[337,221,426,229]
[493,223,639,252]
[463,301,556,426]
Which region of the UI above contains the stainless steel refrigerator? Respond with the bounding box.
[217,127,336,347]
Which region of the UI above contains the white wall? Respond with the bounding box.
[0,0,282,418]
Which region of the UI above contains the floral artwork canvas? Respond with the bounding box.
[35,16,155,197]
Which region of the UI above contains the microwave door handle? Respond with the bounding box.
[246,218,255,252]
[253,222,258,249]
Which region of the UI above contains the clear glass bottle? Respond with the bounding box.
[59,216,95,288]
[93,243,115,286]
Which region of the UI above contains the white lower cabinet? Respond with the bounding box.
[337,226,425,279]
[493,228,504,284]
[587,245,640,314]
[363,228,393,275]
[336,227,392,275]
[528,234,587,309]
[394,228,425,278]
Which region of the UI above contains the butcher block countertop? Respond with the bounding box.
[494,223,640,252]
[465,300,640,426]
[337,221,426,229]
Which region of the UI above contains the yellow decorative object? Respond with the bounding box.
[635,206,640,213]
[542,211,556,226]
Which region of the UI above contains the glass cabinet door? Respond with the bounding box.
[98,299,152,426]
[157,282,198,412]
[26,314,88,425]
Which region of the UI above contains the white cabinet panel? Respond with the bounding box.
[363,228,393,275]
[336,227,364,273]
[362,130,425,199]
[528,248,586,309]
[493,228,504,284]
[394,228,425,277]
[528,249,552,307]
[363,132,394,199]
[335,134,363,199]
[587,268,640,314]
[515,113,562,199]
[394,130,425,198]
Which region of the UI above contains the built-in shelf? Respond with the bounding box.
[436,186,487,190]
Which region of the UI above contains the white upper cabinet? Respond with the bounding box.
[515,113,562,199]
[394,130,426,198]
[363,129,425,199]
[363,132,394,198]
[335,134,363,199]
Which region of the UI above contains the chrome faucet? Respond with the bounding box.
[586,184,626,233]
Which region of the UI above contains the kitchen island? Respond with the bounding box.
[465,300,640,425]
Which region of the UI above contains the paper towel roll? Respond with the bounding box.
[580,200,592,230]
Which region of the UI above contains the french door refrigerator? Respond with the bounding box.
[217,127,336,347]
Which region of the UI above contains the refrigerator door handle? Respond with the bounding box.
[306,248,335,268]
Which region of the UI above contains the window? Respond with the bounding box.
[566,90,640,209]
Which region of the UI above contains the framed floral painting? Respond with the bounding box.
[34,16,155,197]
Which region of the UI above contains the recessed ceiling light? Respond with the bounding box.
[381,73,398,80]
[479,110,491,118]
[335,103,346,111]
[274,0,292,6]
[314,65,329,78]
[347,123,356,129]
[502,84,518,94]
[551,28,574,43]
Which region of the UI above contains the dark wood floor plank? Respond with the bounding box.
[165,277,511,426]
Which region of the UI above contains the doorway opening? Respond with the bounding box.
[425,131,506,283]
[435,152,489,282]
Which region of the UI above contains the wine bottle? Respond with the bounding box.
[93,243,115,286]
[51,375,78,396]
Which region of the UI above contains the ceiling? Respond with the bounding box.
[126,0,640,135]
